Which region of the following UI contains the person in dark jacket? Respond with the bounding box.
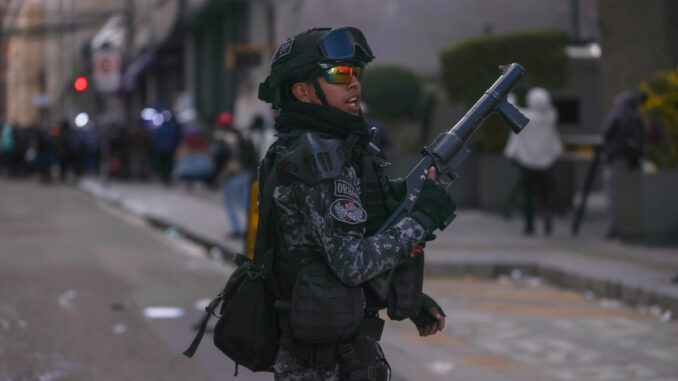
[256,27,455,381]
[54,120,85,182]
[212,112,255,237]
[601,90,647,237]
[151,114,182,184]
[0,123,17,176]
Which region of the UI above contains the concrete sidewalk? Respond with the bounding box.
[78,177,678,317]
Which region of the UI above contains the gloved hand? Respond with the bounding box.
[410,293,446,336]
[410,179,456,234]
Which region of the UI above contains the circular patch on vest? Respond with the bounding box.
[330,199,367,225]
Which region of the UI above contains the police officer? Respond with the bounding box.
[257,27,456,381]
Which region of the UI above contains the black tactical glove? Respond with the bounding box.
[410,293,446,331]
[410,179,456,234]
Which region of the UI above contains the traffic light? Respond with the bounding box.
[74,77,88,92]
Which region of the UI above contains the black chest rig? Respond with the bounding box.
[355,144,396,236]
[258,130,420,378]
[353,142,424,322]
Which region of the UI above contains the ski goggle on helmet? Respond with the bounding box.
[259,27,375,108]
[317,27,373,62]
[314,27,372,83]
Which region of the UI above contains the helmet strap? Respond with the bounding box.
[311,77,329,107]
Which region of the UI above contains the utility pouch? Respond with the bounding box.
[289,262,364,343]
[213,253,280,371]
[387,250,424,320]
[183,253,280,373]
[339,337,390,381]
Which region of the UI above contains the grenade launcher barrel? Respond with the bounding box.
[367,63,529,301]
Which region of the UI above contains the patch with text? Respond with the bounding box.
[334,179,360,201]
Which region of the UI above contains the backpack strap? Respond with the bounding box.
[253,157,281,270]
[182,295,223,357]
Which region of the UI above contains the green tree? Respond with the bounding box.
[440,29,570,152]
[640,67,678,169]
[361,65,422,121]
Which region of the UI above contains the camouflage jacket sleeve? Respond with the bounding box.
[273,164,426,287]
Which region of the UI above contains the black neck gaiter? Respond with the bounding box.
[275,101,371,144]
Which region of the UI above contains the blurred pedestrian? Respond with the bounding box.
[151,112,181,185]
[172,121,213,187]
[504,87,562,235]
[107,123,130,179]
[212,111,255,238]
[81,123,100,174]
[128,121,152,180]
[22,125,43,177]
[54,120,85,182]
[246,114,277,163]
[0,123,16,175]
[36,125,56,183]
[601,90,647,238]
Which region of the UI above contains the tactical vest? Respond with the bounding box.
[355,142,424,321]
[260,131,421,345]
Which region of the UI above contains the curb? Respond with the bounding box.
[79,180,677,318]
[163,219,678,317]
[144,215,240,263]
[426,262,677,316]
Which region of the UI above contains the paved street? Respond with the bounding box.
[1,179,677,381]
[385,278,678,381]
[0,179,266,381]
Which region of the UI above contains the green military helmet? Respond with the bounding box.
[258,27,375,110]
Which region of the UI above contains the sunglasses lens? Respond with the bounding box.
[325,66,360,84]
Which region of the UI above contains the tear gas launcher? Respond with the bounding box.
[368,63,530,300]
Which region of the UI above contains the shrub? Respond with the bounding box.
[440,29,570,152]
[640,67,678,169]
[361,65,422,121]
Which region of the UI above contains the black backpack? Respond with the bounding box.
[182,253,279,373]
[184,154,281,373]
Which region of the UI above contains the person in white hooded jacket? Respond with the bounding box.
[504,87,562,235]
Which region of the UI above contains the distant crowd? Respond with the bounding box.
[0,109,274,188]
[0,109,275,237]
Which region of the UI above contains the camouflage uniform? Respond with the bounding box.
[272,162,425,285]
[269,139,426,379]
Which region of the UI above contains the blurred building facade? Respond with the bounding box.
[1,0,271,129]
[1,0,675,138]
[598,0,678,109]
[4,0,46,127]
[1,0,603,132]
[269,0,603,137]
[0,3,10,119]
[3,0,128,127]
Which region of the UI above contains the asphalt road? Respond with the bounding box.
[1,179,676,381]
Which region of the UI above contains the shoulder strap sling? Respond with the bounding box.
[252,160,280,270]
